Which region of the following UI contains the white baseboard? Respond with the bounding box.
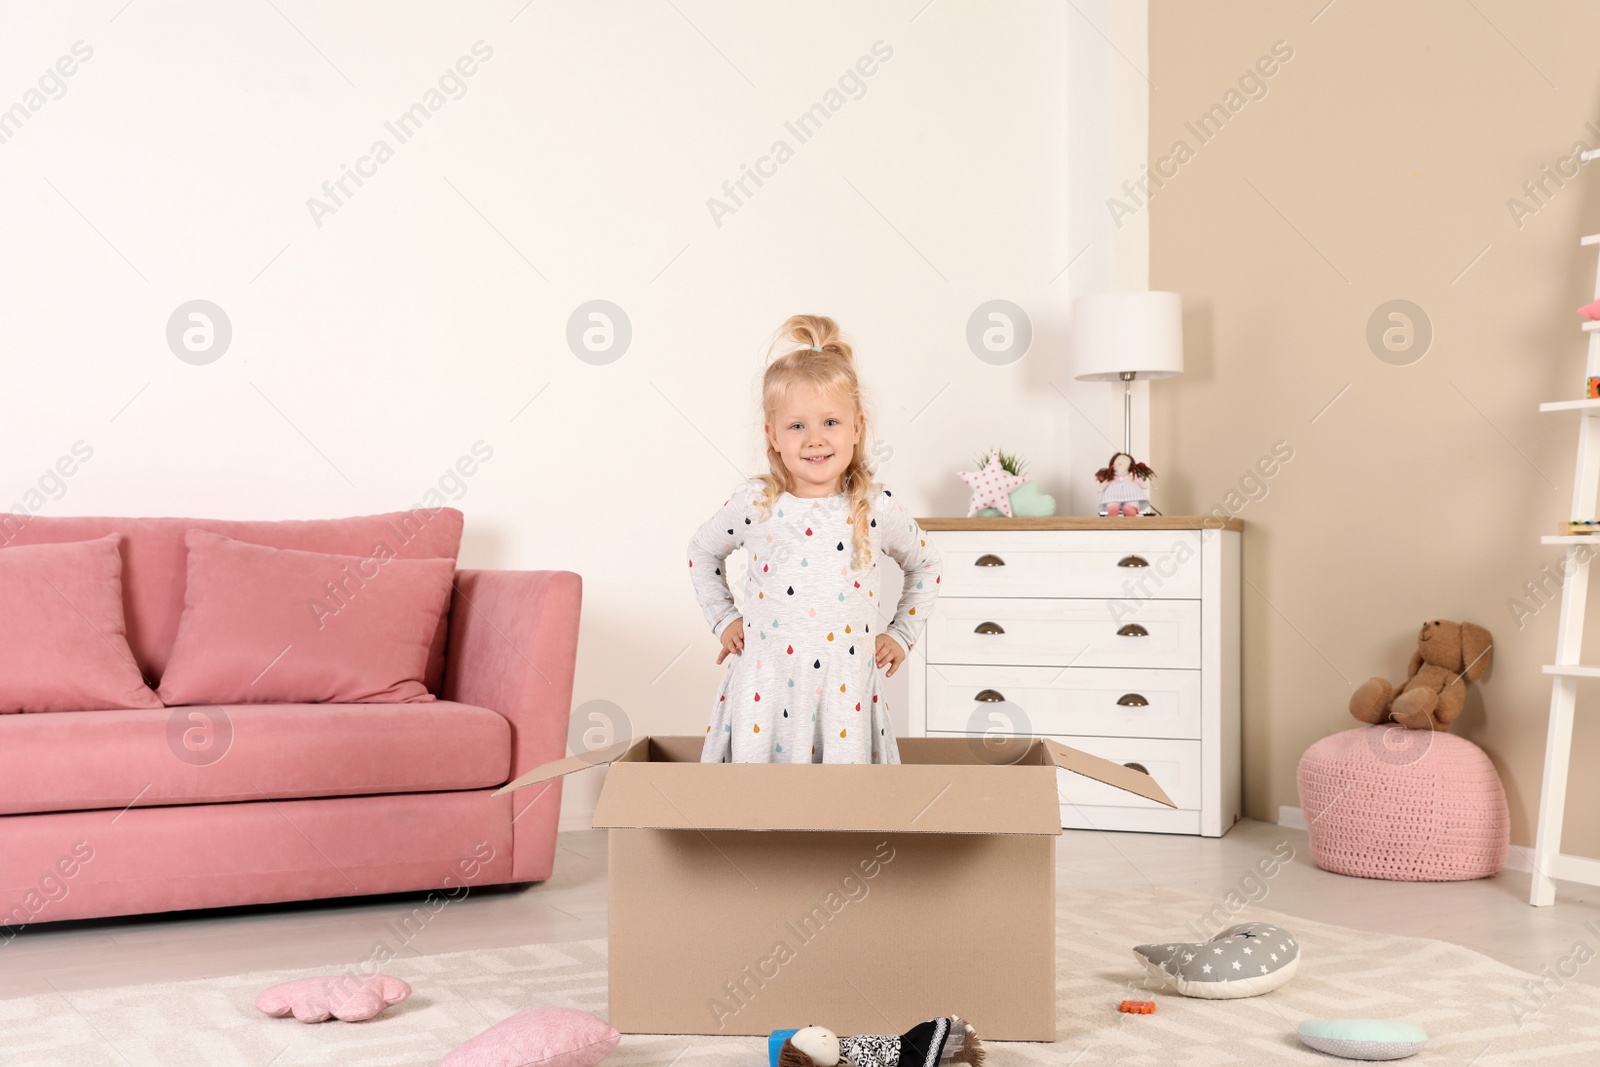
[1504,844,1600,887]
[1277,806,1600,888]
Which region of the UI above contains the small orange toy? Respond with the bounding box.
[1119,1000,1155,1015]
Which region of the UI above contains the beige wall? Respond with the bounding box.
[1149,0,1600,855]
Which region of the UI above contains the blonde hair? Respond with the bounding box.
[752,314,877,570]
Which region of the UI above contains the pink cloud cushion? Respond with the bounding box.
[441,1006,621,1067]
[256,974,412,1022]
[156,530,457,705]
[0,535,161,713]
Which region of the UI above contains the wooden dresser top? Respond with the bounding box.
[915,515,1245,532]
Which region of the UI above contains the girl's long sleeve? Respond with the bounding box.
[687,479,757,638]
[873,490,941,652]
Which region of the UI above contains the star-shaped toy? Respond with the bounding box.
[958,450,1026,517]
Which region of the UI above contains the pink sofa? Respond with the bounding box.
[0,509,581,929]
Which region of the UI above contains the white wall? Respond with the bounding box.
[0,1,1148,828]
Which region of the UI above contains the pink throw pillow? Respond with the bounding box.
[156,530,456,705]
[0,535,161,712]
[440,1006,621,1067]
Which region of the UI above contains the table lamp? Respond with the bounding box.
[1068,291,1184,516]
[1068,290,1184,454]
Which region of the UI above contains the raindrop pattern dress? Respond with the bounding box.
[688,477,942,764]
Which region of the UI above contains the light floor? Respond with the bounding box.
[3,820,1598,999]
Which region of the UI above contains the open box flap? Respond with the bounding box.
[494,735,1175,823]
[491,738,642,796]
[1043,738,1176,808]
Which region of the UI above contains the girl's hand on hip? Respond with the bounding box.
[875,634,906,677]
[716,618,745,664]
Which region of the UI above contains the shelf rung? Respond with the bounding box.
[1541,398,1600,412]
[1544,664,1600,678]
[1584,234,1600,247]
[1585,321,1600,332]
[1543,535,1600,544]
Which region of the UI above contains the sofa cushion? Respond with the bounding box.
[0,701,511,815]
[0,535,162,713]
[157,531,457,706]
[0,510,463,693]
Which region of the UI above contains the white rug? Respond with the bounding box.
[4,886,1598,1066]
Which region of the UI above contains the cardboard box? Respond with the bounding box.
[496,735,1173,1041]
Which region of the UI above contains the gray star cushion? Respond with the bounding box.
[1133,922,1300,999]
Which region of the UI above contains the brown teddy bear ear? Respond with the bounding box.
[1460,623,1492,681]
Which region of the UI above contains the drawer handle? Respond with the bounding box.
[1116,693,1149,707]
[1117,555,1150,568]
[974,553,1006,567]
[1116,623,1149,637]
[1123,761,1150,775]
[975,689,1005,703]
[974,621,1006,635]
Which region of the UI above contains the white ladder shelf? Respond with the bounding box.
[1530,230,1600,906]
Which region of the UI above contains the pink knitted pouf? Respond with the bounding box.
[1297,725,1509,881]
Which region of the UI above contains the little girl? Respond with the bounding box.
[687,315,942,764]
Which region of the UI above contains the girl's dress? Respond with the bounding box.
[688,477,941,764]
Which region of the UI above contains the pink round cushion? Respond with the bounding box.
[1297,726,1509,881]
[440,1006,620,1067]
[256,974,411,1022]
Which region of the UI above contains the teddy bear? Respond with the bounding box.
[1349,619,1492,732]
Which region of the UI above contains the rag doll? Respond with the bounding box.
[1095,451,1156,516]
[778,1017,984,1067]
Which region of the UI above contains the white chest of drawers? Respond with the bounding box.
[906,517,1242,837]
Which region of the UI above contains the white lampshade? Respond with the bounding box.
[1069,291,1184,381]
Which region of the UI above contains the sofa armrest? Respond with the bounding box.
[442,569,581,881]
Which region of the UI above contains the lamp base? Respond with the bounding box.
[1121,371,1135,456]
